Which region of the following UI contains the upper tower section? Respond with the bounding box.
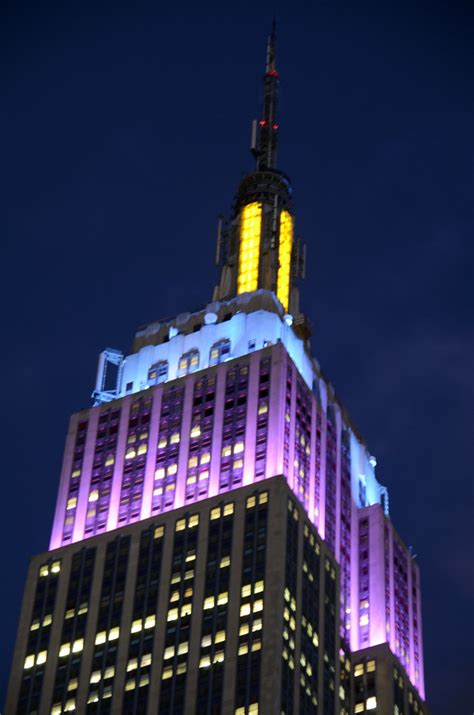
[213,24,307,331]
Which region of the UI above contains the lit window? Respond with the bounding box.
[51,561,61,574]
[36,650,47,665]
[148,360,168,385]
[59,643,71,658]
[209,338,231,366]
[233,441,244,454]
[366,696,377,710]
[354,663,364,677]
[277,210,293,312]
[170,432,180,444]
[24,654,35,669]
[190,425,201,438]
[354,704,364,714]
[109,627,120,640]
[155,467,165,480]
[200,452,210,465]
[222,445,232,457]
[220,555,231,568]
[367,659,376,672]
[88,490,99,502]
[189,514,199,528]
[66,497,77,510]
[167,463,177,476]
[210,507,221,520]
[154,526,164,539]
[359,614,369,626]
[178,349,200,375]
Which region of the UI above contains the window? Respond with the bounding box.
[178,349,200,376]
[126,381,133,392]
[209,338,231,366]
[148,360,168,385]
[248,339,256,351]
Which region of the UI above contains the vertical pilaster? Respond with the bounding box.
[308,397,317,527]
[266,343,286,478]
[50,413,80,550]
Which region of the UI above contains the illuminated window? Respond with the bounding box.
[209,338,231,366]
[237,202,262,294]
[366,696,377,710]
[148,360,168,385]
[24,654,35,669]
[277,209,293,311]
[178,349,200,376]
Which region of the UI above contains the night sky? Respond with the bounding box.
[2,1,473,711]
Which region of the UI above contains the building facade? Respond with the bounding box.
[7,26,429,715]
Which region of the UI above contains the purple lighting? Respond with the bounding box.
[49,339,425,698]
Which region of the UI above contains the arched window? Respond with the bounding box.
[147,360,168,385]
[178,349,200,376]
[209,338,231,366]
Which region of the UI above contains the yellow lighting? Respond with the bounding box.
[24,654,35,669]
[277,210,293,312]
[237,202,262,295]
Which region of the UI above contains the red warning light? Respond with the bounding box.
[273,123,279,130]
[259,120,266,127]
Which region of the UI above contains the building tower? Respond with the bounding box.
[6,26,430,715]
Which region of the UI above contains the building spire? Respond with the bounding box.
[253,19,279,171]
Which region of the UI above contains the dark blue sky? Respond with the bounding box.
[2,1,473,711]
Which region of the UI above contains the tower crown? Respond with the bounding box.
[214,24,306,323]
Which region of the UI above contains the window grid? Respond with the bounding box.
[158,513,200,715]
[18,559,61,714]
[152,386,184,514]
[235,491,268,712]
[219,364,249,491]
[323,556,337,714]
[393,537,410,670]
[358,519,370,646]
[123,523,165,712]
[85,408,121,536]
[196,503,234,713]
[281,500,298,715]
[118,397,152,526]
[254,357,271,481]
[324,407,337,552]
[293,376,312,510]
[299,523,320,714]
[340,429,352,638]
[86,535,130,713]
[185,375,216,503]
[51,548,95,713]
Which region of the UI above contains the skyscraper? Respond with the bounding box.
[6,26,430,715]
